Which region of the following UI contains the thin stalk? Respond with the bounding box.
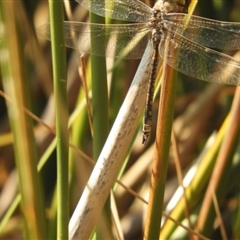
[90,13,109,161]
[90,4,111,237]
[0,1,46,239]
[197,87,240,237]
[48,0,69,239]
[144,55,177,239]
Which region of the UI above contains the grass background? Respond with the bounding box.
[0,0,240,239]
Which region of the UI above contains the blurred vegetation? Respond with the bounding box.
[0,0,240,239]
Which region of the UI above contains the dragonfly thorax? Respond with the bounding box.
[149,9,162,28]
[149,9,164,45]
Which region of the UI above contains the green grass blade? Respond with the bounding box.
[90,6,111,238]
[0,2,46,239]
[48,0,69,238]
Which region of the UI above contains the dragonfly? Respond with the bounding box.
[37,0,240,144]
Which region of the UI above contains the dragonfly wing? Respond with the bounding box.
[159,30,240,85]
[164,13,240,50]
[76,0,151,23]
[36,22,150,59]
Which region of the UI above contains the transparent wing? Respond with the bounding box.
[159,30,240,85]
[36,22,150,59]
[76,0,152,23]
[164,13,240,50]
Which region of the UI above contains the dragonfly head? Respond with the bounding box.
[154,0,189,13]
